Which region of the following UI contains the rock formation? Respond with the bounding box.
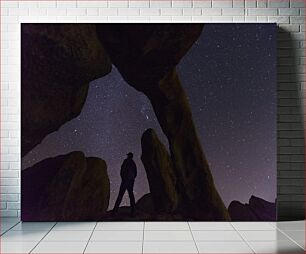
[95,24,204,89]
[104,194,185,221]
[228,196,276,221]
[97,24,230,220]
[21,24,111,156]
[135,193,155,214]
[141,129,177,212]
[21,151,110,221]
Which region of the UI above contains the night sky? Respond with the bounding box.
[22,24,276,209]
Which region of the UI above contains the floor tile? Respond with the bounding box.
[42,230,92,242]
[295,240,305,250]
[0,219,305,254]
[0,221,21,234]
[90,230,143,241]
[144,230,193,241]
[11,222,55,231]
[145,221,190,230]
[32,241,87,253]
[1,221,21,229]
[0,230,48,242]
[192,230,243,241]
[231,222,276,231]
[196,241,253,253]
[96,221,144,231]
[268,222,278,229]
[189,222,234,231]
[85,241,143,253]
[52,222,96,231]
[0,241,37,253]
[239,230,290,241]
[143,241,198,253]
[249,240,304,253]
[277,221,305,231]
[0,217,21,224]
[282,230,305,241]
[281,230,305,249]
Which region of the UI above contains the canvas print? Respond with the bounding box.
[21,24,276,221]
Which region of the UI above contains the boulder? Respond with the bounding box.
[21,151,110,221]
[135,193,155,214]
[228,196,276,221]
[22,24,111,156]
[104,193,185,221]
[141,129,178,212]
[96,24,204,89]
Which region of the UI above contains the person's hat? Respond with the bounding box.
[127,152,133,157]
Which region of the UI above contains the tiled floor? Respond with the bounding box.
[0,218,304,253]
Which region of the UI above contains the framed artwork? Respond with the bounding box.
[21,23,276,221]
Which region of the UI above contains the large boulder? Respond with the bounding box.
[96,24,204,89]
[228,196,276,221]
[21,151,110,221]
[97,25,230,220]
[104,193,185,221]
[136,193,155,214]
[141,129,178,212]
[22,24,111,156]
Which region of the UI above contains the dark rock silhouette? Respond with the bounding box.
[141,129,178,212]
[96,24,230,220]
[22,151,110,221]
[228,196,276,221]
[21,24,111,156]
[135,193,155,214]
[96,24,205,88]
[104,193,185,221]
[106,194,276,221]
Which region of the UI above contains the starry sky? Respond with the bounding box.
[22,24,277,209]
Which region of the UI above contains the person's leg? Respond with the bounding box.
[127,181,135,216]
[113,182,126,213]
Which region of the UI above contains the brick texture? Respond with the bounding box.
[0,0,305,220]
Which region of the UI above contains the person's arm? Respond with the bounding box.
[120,159,126,178]
[133,161,137,178]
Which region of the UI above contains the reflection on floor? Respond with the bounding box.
[1,218,304,253]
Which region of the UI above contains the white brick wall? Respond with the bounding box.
[0,0,305,219]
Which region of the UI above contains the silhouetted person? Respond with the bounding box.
[113,152,137,216]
